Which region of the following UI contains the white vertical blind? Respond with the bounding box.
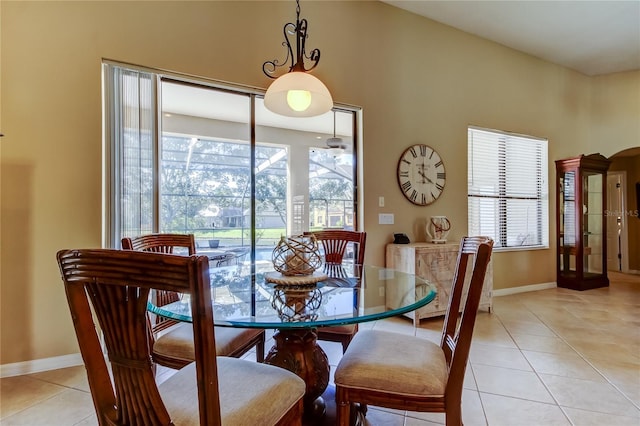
[104,66,156,247]
[468,127,549,250]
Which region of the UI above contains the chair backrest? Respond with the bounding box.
[440,236,493,401]
[304,230,367,265]
[122,234,196,331]
[57,249,220,425]
[121,233,196,255]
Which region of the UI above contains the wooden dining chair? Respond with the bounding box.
[334,236,494,426]
[304,230,367,352]
[122,233,265,367]
[57,248,305,425]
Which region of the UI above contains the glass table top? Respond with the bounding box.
[148,263,437,329]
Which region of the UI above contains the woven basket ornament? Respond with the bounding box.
[272,234,322,276]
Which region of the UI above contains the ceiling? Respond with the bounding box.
[381,0,640,76]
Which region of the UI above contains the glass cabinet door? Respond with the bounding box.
[559,171,576,276]
[583,171,604,277]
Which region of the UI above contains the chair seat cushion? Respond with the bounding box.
[153,323,262,361]
[334,329,447,397]
[159,357,305,425]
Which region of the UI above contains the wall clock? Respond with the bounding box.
[397,144,446,206]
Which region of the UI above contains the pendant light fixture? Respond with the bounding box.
[263,0,333,117]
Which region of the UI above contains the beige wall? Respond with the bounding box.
[2,1,639,364]
[590,72,640,157]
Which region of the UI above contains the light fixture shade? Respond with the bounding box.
[264,71,333,118]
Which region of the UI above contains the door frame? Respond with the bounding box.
[606,170,629,273]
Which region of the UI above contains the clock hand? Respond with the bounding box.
[419,170,434,184]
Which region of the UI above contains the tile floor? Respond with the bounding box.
[1,271,638,425]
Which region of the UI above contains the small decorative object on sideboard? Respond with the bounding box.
[426,216,451,243]
[272,234,322,276]
[393,233,410,244]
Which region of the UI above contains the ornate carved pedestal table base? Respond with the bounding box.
[265,328,330,420]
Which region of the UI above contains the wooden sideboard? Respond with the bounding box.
[386,242,493,326]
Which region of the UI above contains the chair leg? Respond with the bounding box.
[256,340,265,363]
[336,402,351,426]
[335,387,351,426]
[341,337,350,353]
[445,405,463,426]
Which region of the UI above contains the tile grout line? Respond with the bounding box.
[466,364,489,426]
[491,306,573,424]
[523,301,640,412]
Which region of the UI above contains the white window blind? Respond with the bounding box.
[468,127,549,250]
[103,65,156,248]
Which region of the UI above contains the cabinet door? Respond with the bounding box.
[582,171,605,277]
[415,248,458,315]
[559,170,578,276]
[386,245,416,274]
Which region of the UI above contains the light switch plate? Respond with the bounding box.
[378,213,394,224]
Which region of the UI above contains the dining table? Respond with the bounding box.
[148,259,437,420]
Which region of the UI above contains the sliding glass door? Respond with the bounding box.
[160,81,254,264]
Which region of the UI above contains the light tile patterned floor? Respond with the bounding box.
[1,272,638,425]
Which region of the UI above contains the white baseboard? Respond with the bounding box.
[1,353,83,378]
[493,282,557,297]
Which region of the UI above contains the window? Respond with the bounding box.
[467,126,548,250]
[103,62,360,261]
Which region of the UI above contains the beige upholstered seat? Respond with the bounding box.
[153,323,267,365]
[160,359,304,425]
[57,248,305,425]
[334,330,448,397]
[303,230,366,352]
[122,233,265,367]
[334,237,493,426]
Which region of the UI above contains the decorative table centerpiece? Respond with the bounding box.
[266,234,326,285]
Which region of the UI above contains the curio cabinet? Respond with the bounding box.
[555,154,611,290]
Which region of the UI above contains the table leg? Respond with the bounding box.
[264,328,330,419]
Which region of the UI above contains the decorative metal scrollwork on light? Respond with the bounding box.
[262,0,332,117]
[263,0,320,77]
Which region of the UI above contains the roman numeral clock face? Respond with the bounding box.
[397,144,446,206]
